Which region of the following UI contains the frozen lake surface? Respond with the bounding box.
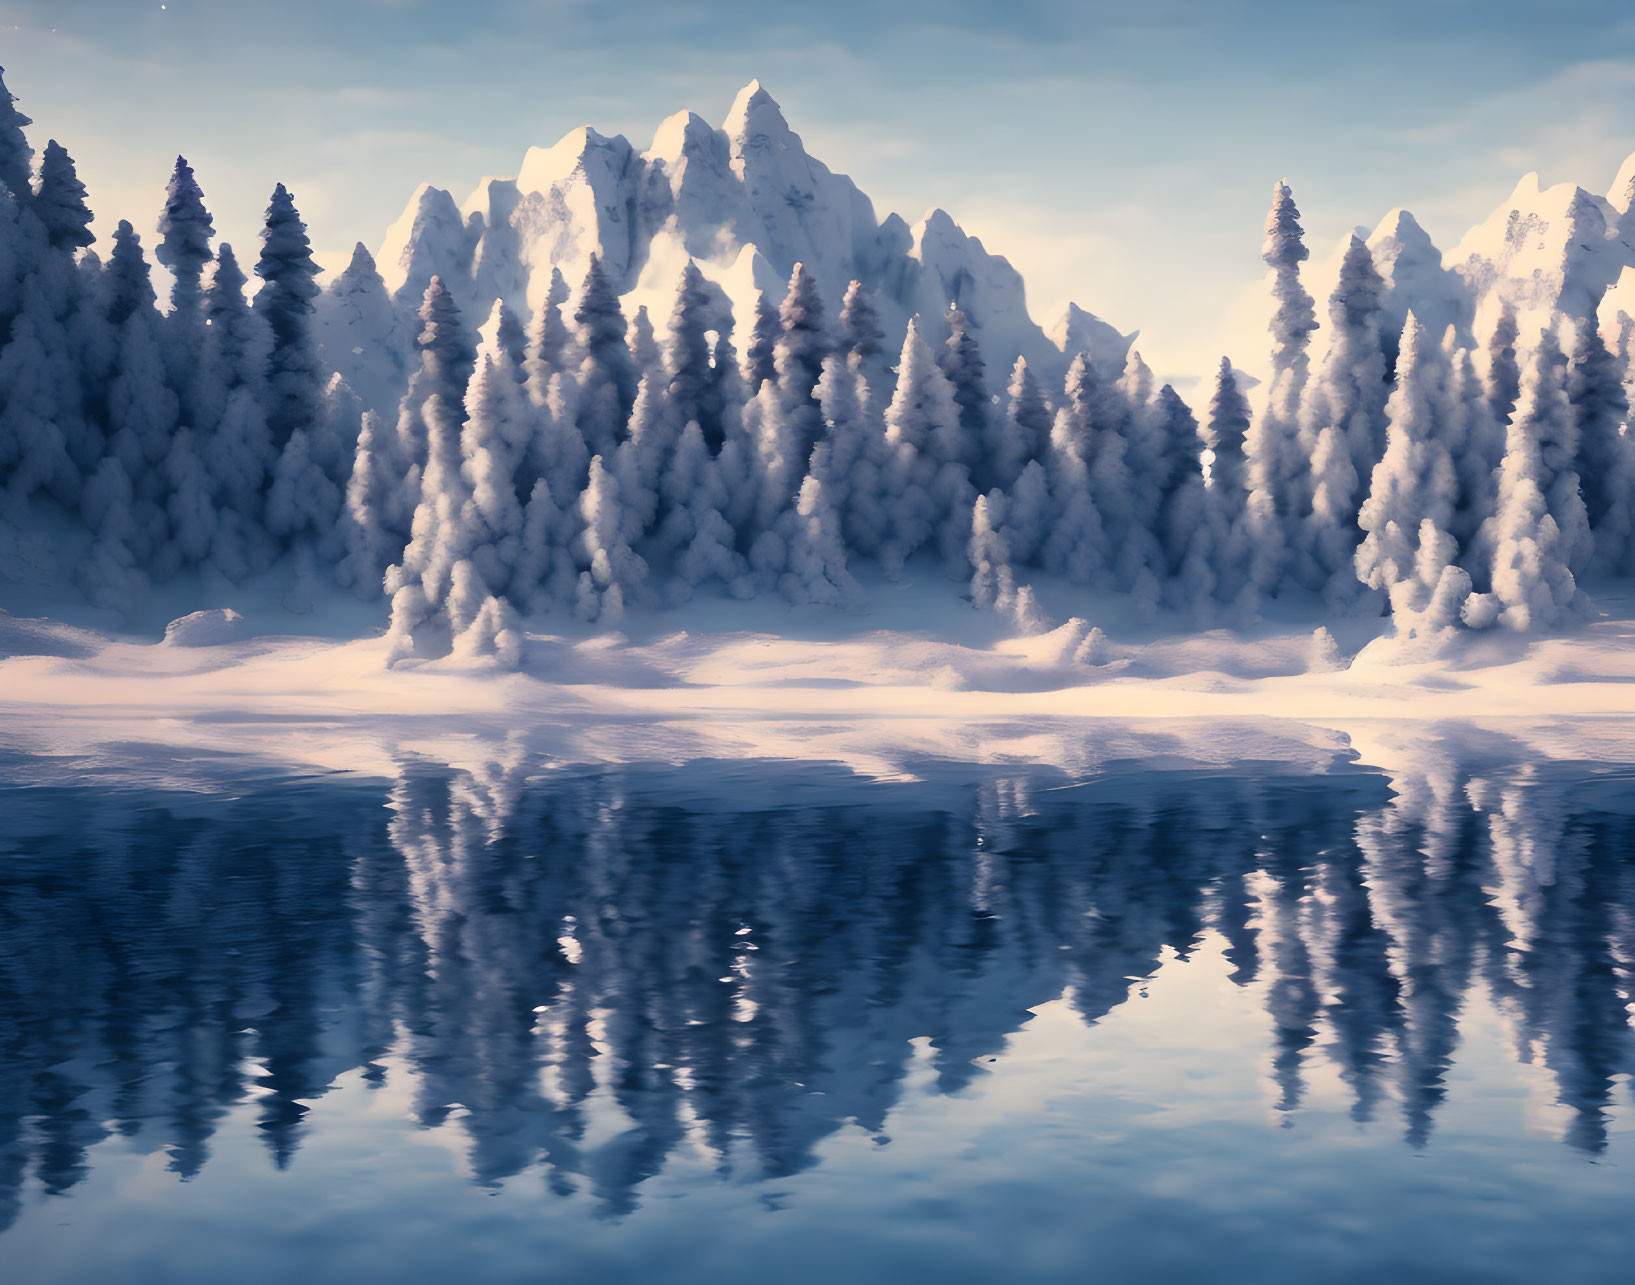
[1,720,1632,1284]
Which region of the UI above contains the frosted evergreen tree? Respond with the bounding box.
[1523,327,1593,575]
[458,338,533,598]
[392,276,475,529]
[811,353,886,560]
[1318,235,1390,477]
[475,298,528,381]
[574,454,648,623]
[664,262,719,447]
[999,457,1053,568]
[775,262,829,470]
[105,219,157,327]
[744,291,778,393]
[253,184,321,447]
[626,305,660,385]
[1204,358,1255,607]
[311,372,364,489]
[156,156,214,319]
[650,420,745,600]
[1444,337,1502,562]
[524,266,571,392]
[612,372,676,543]
[1041,355,1112,587]
[336,410,398,598]
[573,254,635,459]
[656,420,748,601]
[986,357,1049,492]
[34,141,94,254]
[1564,315,1634,573]
[100,224,177,546]
[1356,314,1469,629]
[839,279,884,369]
[970,491,1046,631]
[1299,235,1390,592]
[0,66,33,204]
[1248,179,1317,593]
[1482,337,1584,631]
[387,387,471,625]
[156,156,216,421]
[744,379,796,540]
[315,244,408,417]
[1485,303,1521,432]
[878,319,973,576]
[939,306,989,477]
[511,476,580,613]
[195,243,276,578]
[778,475,859,607]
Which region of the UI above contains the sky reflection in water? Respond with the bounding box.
[0,731,1632,1284]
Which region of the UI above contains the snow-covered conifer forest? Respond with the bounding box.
[4,69,1635,674]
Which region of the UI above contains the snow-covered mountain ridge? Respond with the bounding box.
[339,80,1136,410]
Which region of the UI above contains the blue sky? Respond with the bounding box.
[4,0,1634,379]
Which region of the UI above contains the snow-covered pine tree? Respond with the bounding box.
[458,324,534,601]
[664,261,722,449]
[1040,354,1112,587]
[574,453,648,623]
[1204,357,1255,609]
[744,290,778,395]
[1443,331,1502,565]
[253,184,321,449]
[0,65,33,205]
[778,474,859,607]
[155,155,214,398]
[879,317,974,577]
[34,141,94,255]
[1564,315,1634,574]
[811,352,886,560]
[336,410,398,599]
[1247,179,1317,595]
[1481,334,1584,631]
[197,243,276,579]
[839,279,885,371]
[626,304,660,387]
[101,221,179,568]
[656,419,748,601]
[1355,313,1470,631]
[573,253,635,460]
[315,243,408,417]
[523,265,572,394]
[613,371,677,545]
[986,357,1050,493]
[1485,302,1521,433]
[775,262,829,474]
[939,306,989,480]
[390,276,476,536]
[1300,235,1388,593]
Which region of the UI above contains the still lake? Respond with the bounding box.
[1,725,1631,1284]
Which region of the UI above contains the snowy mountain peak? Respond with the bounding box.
[1049,302,1138,376]
[1367,207,1470,346]
[1450,170,1629,334]
[345,80,1105,402]
[1609,148,1635,214]
[724,79,789,144]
